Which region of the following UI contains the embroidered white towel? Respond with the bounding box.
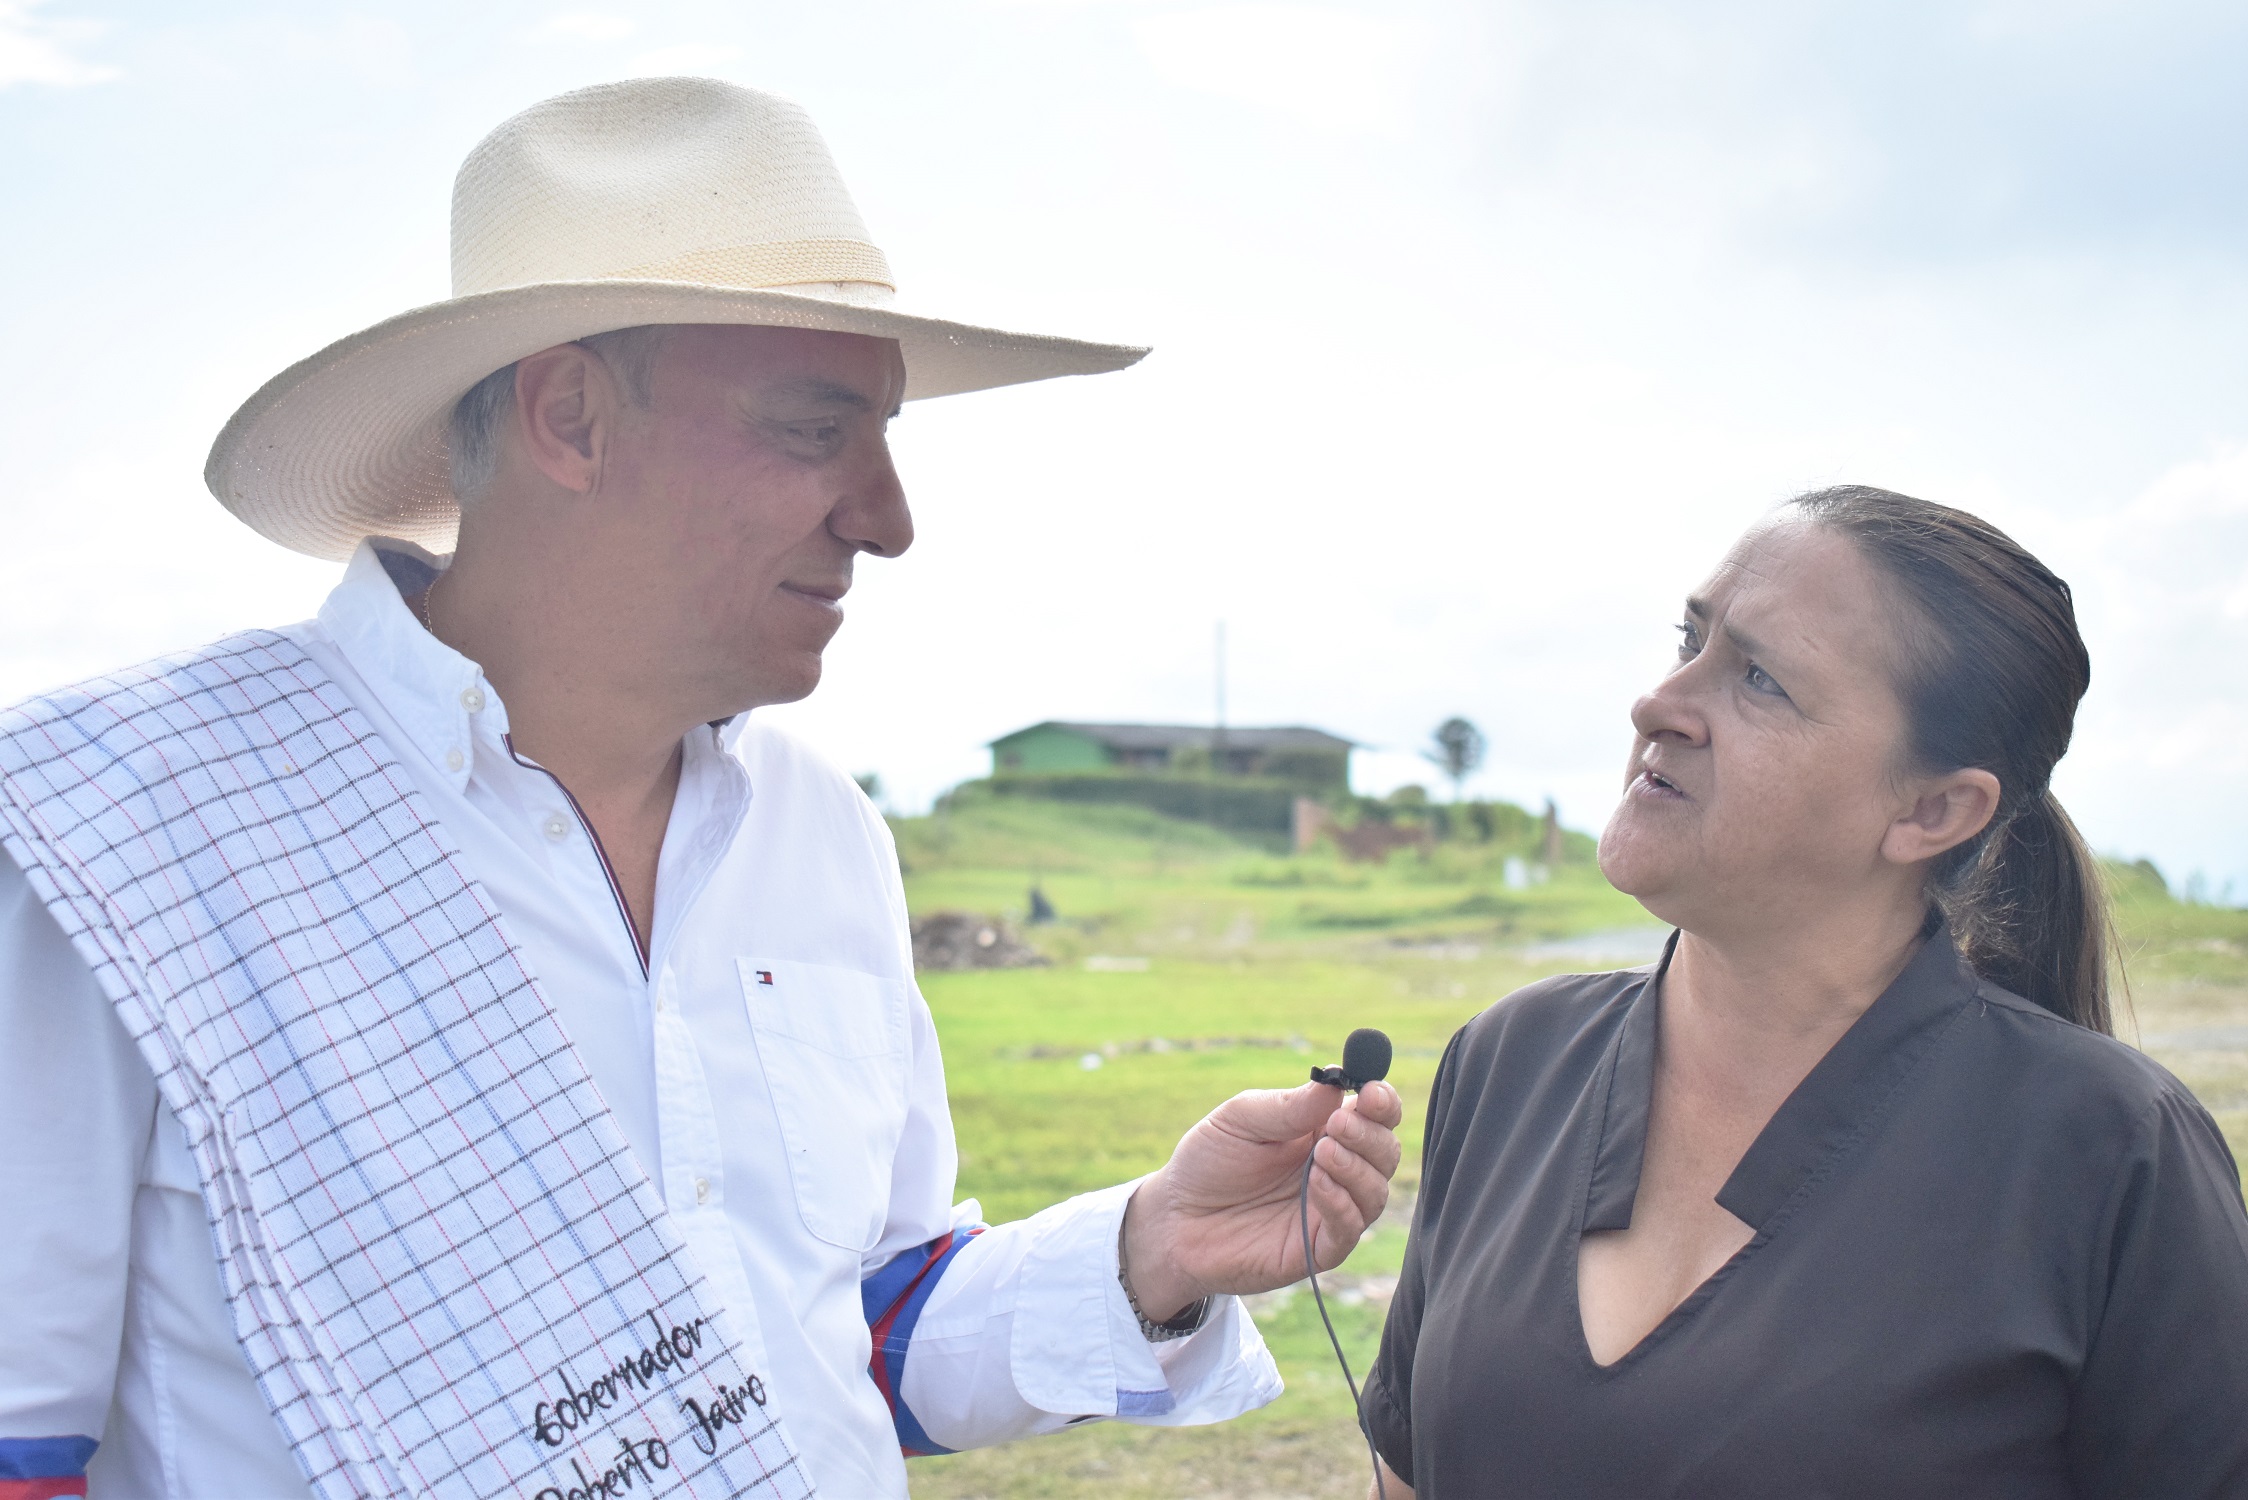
[0,633,812,1500]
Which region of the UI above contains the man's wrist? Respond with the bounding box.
[1118,1206,1210,1341]
[1118,1178,1207,1329]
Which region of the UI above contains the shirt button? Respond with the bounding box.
[694,1178,710,1206]
[460,687,486,713]
[445,748,465,773]
[543,814,570,841]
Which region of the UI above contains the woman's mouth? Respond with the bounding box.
[1633,769,1686,800]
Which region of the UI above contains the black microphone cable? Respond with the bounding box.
[1301,1027,1392,1500]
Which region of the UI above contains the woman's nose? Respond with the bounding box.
[1629,678,1707,747]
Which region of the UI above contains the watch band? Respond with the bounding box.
[1117,1219,1211,1343]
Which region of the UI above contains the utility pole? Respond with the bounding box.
[1213,619,1228,774]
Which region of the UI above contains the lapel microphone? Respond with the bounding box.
[1311,1027,1394,1092]
[1301,1027,1393,1500]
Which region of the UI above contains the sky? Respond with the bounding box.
[3,0,2245,899]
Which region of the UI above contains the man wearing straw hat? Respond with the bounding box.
[0,79,1402,1500]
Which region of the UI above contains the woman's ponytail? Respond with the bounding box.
[1792,487,2112,1036]
[1936,790,2111,1034]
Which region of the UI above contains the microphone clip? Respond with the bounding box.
[1309,1064,1353,1090]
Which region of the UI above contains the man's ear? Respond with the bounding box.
[510,342,619,495]
[1882,766,2002,867]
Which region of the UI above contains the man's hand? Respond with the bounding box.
[1120,1077,1405,1322]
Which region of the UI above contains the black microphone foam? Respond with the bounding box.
[1342,1028,1392,1090]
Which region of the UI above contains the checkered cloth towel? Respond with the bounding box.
[0,632,813,1500]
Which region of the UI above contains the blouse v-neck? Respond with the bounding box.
[1574,931,1973,1371]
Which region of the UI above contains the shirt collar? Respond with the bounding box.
[321,538,750,789]
[317,538,499,792]
[1584,941,1667,1234]
[1585,923,1979,1235]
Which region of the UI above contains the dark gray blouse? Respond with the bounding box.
[1363,931,2248,1498]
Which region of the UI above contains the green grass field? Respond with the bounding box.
[894,787,2248,1500]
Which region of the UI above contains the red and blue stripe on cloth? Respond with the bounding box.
[862,1225,985,1457]
[0,1437,96,1499]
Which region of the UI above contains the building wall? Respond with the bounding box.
[1260,748,1350,789]
[990,724,1111,774]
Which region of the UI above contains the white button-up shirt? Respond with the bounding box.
[0,543,1279,1499]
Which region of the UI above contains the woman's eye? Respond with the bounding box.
[790,423,840,446]
[1673,622,1701,661]
[1745,662,1787,697]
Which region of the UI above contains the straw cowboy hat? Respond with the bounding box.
[205,76,1147,561]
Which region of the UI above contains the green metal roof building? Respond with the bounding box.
[987,721,1353,789]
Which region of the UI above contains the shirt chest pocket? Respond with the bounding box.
[738,958,911,1252]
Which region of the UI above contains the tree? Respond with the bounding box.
[1425,717,1486,802]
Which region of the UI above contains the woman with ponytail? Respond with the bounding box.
[1362,488,2248,1499]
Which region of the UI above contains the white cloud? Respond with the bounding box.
[624,41,743,76]
[2038,446,2248,888]
[536,11,637,43]
[1131,4,1428,136]
[0,0,117,88]
[2073,446,2248,641]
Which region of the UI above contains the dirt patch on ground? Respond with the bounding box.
[913,912,1050,972]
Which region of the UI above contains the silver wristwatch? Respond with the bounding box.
[1117,1221,1211,1343]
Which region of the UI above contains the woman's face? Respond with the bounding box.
[1598,516,1927,937]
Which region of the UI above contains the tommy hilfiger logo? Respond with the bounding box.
[754,970,774,985]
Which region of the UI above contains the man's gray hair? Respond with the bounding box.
[446,325,672,503]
